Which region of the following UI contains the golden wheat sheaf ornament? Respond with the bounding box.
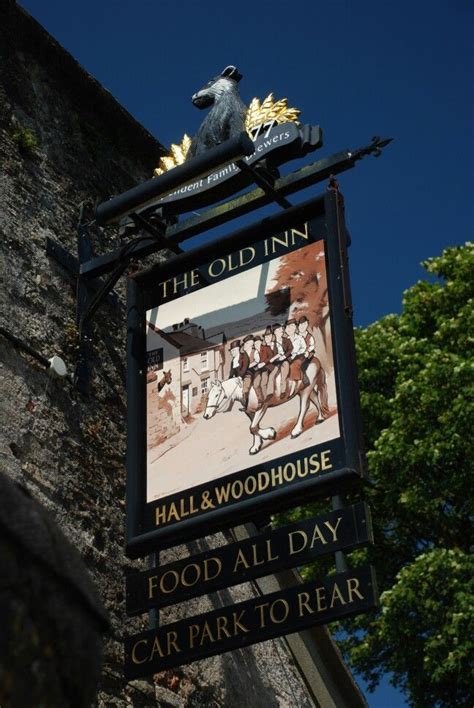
[245,93,300,134]
[153,95,300,176]
[153,134,192,177]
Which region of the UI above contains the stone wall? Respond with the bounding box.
[0,3,321,706]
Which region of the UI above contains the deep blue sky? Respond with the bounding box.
[19,1,472,704]
[20,0,473,331]
[20,0,473,329]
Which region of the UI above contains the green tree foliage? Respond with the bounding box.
[281,243,473,706]
[342,242,474,706]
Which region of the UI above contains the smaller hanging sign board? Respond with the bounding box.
[124,565,377,678]
[126,502,372,615]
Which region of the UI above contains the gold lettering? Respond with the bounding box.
[150,636,165,659]
[216,615,231,640]
[159,279,171,298]
[258,471,270,491]
[172,272,189,294]
[283,462,296,482]
[297,591,313,617]
[324,516,342,542]
[330,582,347,608]
[271,465,283,486]
[239,246,256,267]
[159,570,179,594]
[251,542,265,567]
[271,233,289,250]
[309,453,320,473]
[166,630,181,655]
[189,495,198,514]
[215,483,231,504]
[321,450,333,471]
[310,524,328,547]
[200,621,215,645]
[181,563,201,588]
[346,577,364,602]
[131,639,148,664]
[255,602,269,627]
[203,557,222,582]
[269,599,289,624]
[265,539,279,562]
[232,610,250,634]
[189,624,200,648]
[244,474,257,495]
[148,575,158,600]
[167,502,180,521]
[231,479,244,499]
[315,586,327,611]
[190,269,200,288]
[288,530,307,555]
[155,504,167,526]
[227,252,239,272]
[290,223,309,243]
[179,497,189,518]
[208,258,226,278]
[297,456,309,477]
[233,548,250,572]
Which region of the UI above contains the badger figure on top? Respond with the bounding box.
[189,66,247,157]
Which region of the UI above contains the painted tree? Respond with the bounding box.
[266,242,329,342]
[284,242,474,707]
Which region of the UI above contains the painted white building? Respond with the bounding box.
[147,319,224,418]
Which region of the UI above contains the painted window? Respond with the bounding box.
[192,387,198,397]
[200,350,209,371]
[201,377,210,395]
[182,357,189,372]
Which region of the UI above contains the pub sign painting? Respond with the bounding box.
[126,196,365,556]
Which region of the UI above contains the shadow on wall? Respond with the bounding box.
[0,472,109,708]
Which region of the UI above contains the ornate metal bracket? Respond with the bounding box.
[80,135,392,284]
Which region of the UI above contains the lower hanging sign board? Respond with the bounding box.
[126,502,372,615]
[124,565,378,679]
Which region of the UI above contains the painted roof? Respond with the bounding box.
[147,322,221,356]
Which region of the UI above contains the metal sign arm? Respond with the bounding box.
[95,132,255,226]
[130,213,183,255]
[81,136,392,281]
[235,159,293,209]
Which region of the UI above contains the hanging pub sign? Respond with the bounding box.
[126,190,365,557]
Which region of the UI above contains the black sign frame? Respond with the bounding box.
[126,191,365,558]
